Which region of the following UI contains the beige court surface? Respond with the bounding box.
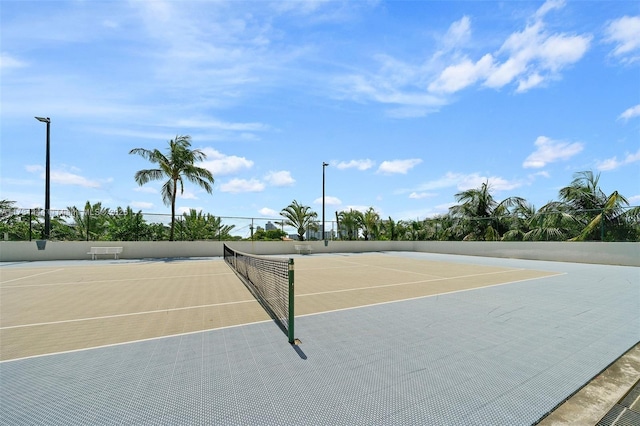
[0,254,557,361]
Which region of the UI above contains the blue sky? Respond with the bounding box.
[1,0,639,234]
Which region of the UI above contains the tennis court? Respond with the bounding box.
[1,252,554,360]
[1,251,638,424]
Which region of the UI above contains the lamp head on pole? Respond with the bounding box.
[35,117,50,124]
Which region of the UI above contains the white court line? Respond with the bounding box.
[298,257,521,279]
[0,271,566,364]
[298,268,533,297]
[2,269,553,329]
[0,271,235,288]
[0,269,65,285]
[0,318,273,363]
[0,298,257,330]
[297,262,447,278]
[297,272,567,318]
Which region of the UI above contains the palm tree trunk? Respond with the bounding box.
[170,181,177,241]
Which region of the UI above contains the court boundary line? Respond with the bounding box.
[296,272,567,318]
[0,269,65,284]
[299,268,545,297]
[0,318,274,364]
[0,271,235,289]
[0,271,565,363]
[0,297,258,330]
[2,268,555,330]
[319,256,523,278]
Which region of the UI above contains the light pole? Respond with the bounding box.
[35,117,51,240]
[322,162,329,243]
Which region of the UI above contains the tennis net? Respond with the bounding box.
[223,244,295,343]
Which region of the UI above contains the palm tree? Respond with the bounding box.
[519,201,576,241]
[0,200,25,241]
[559,171,637,241]
[177,209,235,241]
[107,206,147,241]
[380,216,398,240]
[362,207,381,240]
[66,201,110,241]
[280,200,318,241]
[337,209,363,240]
[407,220,427,241]
[130,135,214,241]
[449,181,526,241]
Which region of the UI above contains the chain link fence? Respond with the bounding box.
[0,208,340,242]
[1,207,638,242]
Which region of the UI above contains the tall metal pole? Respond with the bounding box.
[35,117,51,239]
[322,162,328,242]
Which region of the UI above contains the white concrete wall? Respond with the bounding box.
[0,240,637,266]
[411,241,639,267]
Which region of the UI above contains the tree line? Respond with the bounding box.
[1,135,637,242]
[2,170,637,242]
[281,170,638,242]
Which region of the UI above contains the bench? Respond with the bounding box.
[88,247,123,260]
[294,244,312,255]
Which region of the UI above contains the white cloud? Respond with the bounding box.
[604,15,640,63]
[442,16,472,49]
[337,1,589,110]
[177,189,197,200]
[456,174,522,192]
[534,0,566,20]
[201,148,253,175]
[413,172,465,191]
[339,205,370,214]
[264,170,295,186]
[619,104,640,121]
[522,136,584,168]
[334,159,375,170]
[177,206,199,215]
[596,158,620,172]
[516,72,544,92]
[377,159,422,174]
[325,196,342,205]
[596,149,640,171]
[0,52,27,69]
[484,21,591,92]
[25,165,42,173]
[259,207,279,217]
[272,0,333,15]
[430,1,590,95]
[133,186,158,194]
[334,53,448,116]
[628,195,640,204]
[52,171,102,188]
[529,171,551,179]
[429,54,494,93]
[409,192,436,200]
[339,71,445,107]
[26,165,102,188]
[313,196,342,206]
[219,178,265,193]
[413,172,522,193]
[131,201,154,209]
[172,117,269,132]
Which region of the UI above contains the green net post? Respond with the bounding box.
[288,258,295,344]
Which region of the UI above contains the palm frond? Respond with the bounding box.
[133,169,164,185]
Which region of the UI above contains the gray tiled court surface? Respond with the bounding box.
[1,252,638,425]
